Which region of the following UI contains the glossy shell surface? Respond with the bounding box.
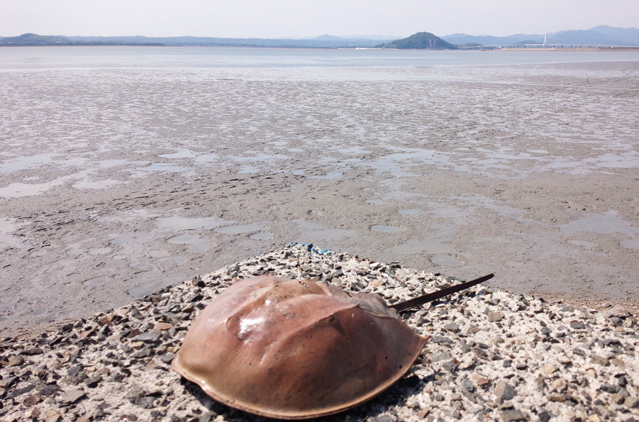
[172,275,427,420]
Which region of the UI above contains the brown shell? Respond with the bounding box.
[172,275,427,420]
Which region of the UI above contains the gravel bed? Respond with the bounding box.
[1,244,638,422]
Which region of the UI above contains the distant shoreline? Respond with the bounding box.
[2,44,639,52]
[496,46,639,52]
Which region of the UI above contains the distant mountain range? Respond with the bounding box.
[442,25,639,47]
[0,26,637,48]
[0,33,394,48]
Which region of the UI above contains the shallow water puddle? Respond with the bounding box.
[156,216,231,231]
[83,277,109,287]
[399,208,424,216]
[230,152,290,163]
[193,153,219,164]
[567,240,598,249]
[310,172,344,180]
[620,239,639,250]
[0,153,57,173]
[0,217,26,248]
[250,232,274,241]
[167,234,211,253]
[560,210,639,235]
[138,162,194,173]
[215,224,266,235]
[430,254,462,267]
[0,181,59,198]
[159,149,198,159]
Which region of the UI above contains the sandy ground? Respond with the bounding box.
[1,59,639,336]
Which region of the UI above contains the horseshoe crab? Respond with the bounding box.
[172,273,493,419]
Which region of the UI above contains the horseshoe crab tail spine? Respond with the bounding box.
[391,274,494,313]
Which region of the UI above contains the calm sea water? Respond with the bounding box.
[1,46,639,72]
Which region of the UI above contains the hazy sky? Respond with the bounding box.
[2,0,638,39]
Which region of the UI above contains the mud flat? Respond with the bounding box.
[1,56,639,335]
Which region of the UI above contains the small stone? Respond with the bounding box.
[590,355,609,366]
[430,351,453,362]
[132,348,153,358]
[444,323,460,332]
[134,332,161,342]
[76,414,92,422]
[431,335,454,345]
[495,381,516,401]
[610,358,625,368]
[67,365,83,376]
[611,393,625,404]
[458,355,476,370]
[192,275,205,287]
[461,378,475,393]
[550,378,567,392]
[86,376,102,388]
[367,415,395,422]
[602,338,623,347]
[0,375,18,388]
[538,410,553,422]
[44,409,62,422]
[600,383,620,394]
[8,383,36,398]
[548,393,566,402]
[467,324,481,334]
[155,322,172,331]
[160,353,176,364]
[23,394,41,406]
[129,306,143,319]
[8,355,25,366]
[573,348,587,357]
[500,408,526,422]
[98,314,115,325]
[39,384,62,397]
[570,321,586,330]
[126,386,144,404]
[30,408,42,419]
[488,311,505,323]
[624,396,639,408]
[477,377,491,388]
[541,364,557,376]
[557,355,572,365]
[60,389,86,404]
[80,328,96,339]
[368,278,383,287]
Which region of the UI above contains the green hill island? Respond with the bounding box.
[378,32,458,49]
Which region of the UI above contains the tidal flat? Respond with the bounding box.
[1,49,638,335]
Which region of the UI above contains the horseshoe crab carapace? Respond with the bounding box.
[172,273,493,420]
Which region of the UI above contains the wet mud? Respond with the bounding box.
[1,60,639,334]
